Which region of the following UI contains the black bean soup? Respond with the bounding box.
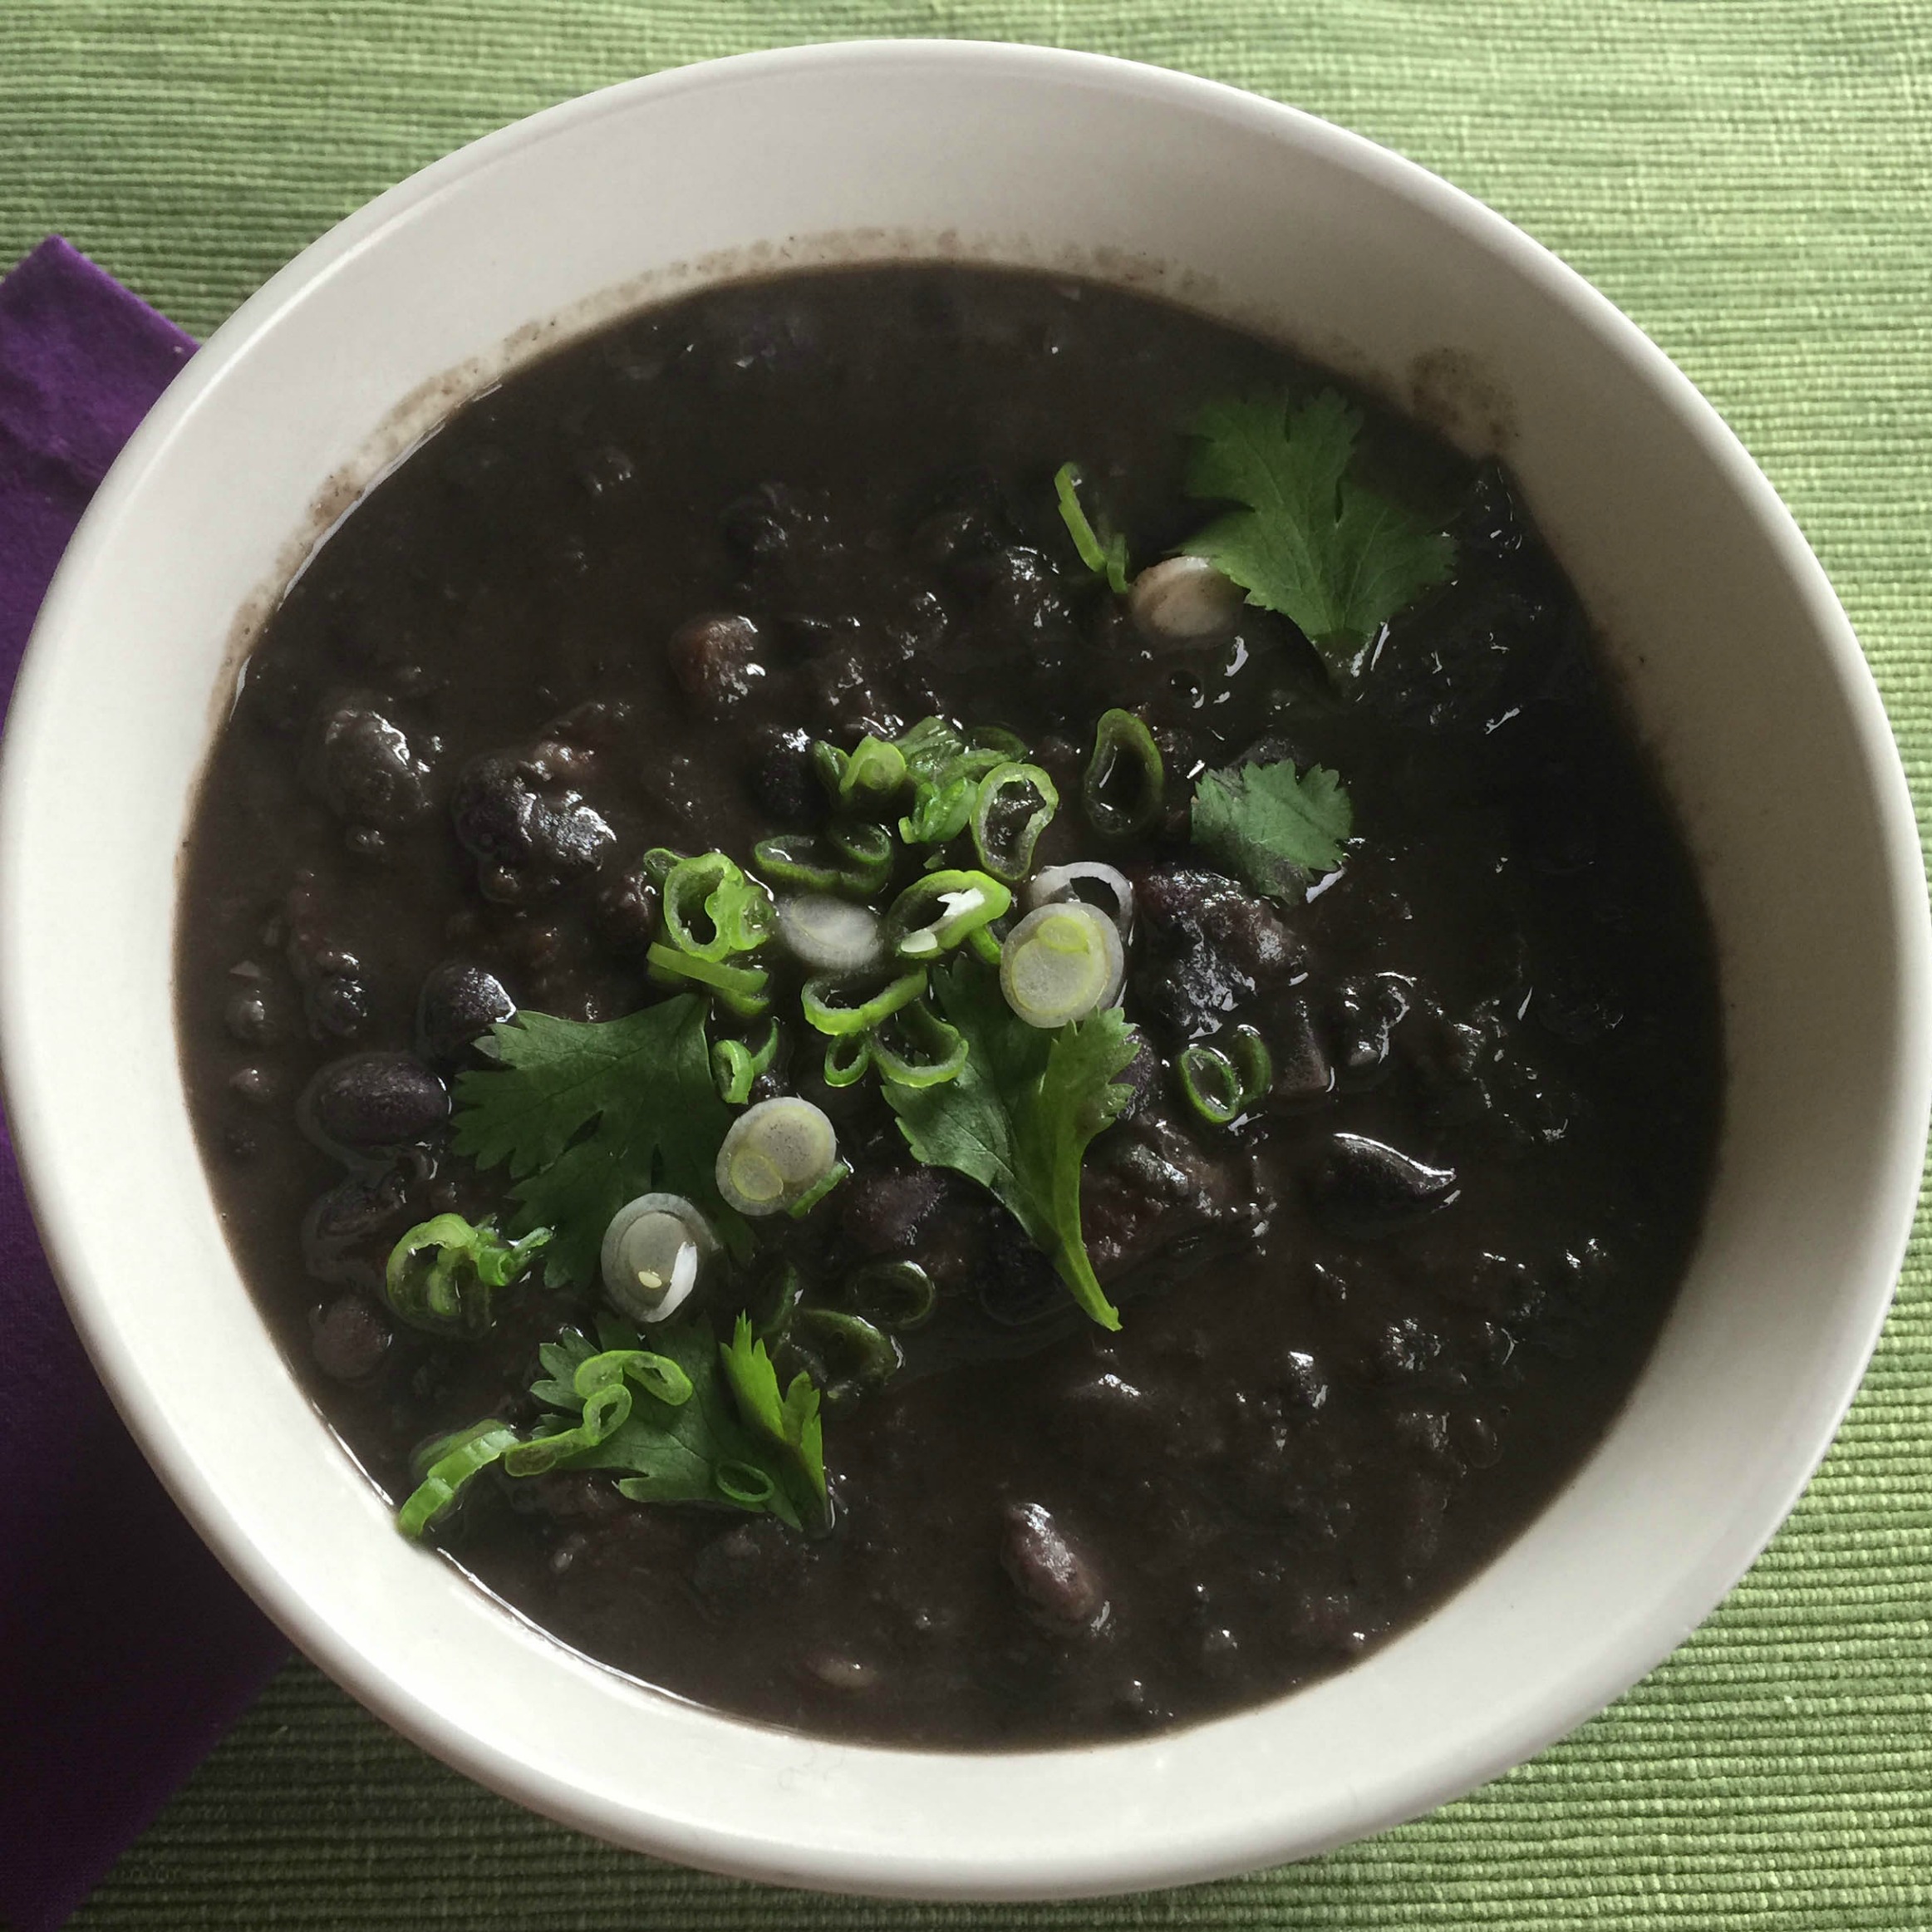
[179,266,1721,1748]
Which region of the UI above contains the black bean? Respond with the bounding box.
[308,697,433,830]
[1327,975,1413,1081]
[745,725,827,827]
[301,1169,410,1290]
[415,961,515,1067]
[1313,1133,1459,1236]
[1265,997,1332,1105]
[224,972,281,1046]
[1196,894,1298,981]
[305,971,371,1040]
[805,643,901,740]
[691,1521,801,1608]
[1132,936,1252,1043]
[450,751,613,903]
[228,1065,275,1104]
[300,1051,449,1156]
[577,443,637,499]
[973,546,1072,637]
[839,1168,947,1256]
[1281,1349,1329,1410]
[980,1214,1064,1326]
[666,612,767,716]
[592,871,661,961]
[1000,1502,1105,1630]
[1290,1590,1372,1654]
[308,1295,391,1382]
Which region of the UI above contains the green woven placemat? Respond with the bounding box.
[7,3,1930,1926]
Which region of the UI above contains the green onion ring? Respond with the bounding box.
[972,761,1059,882]
[844,1259,937,1332]
[823,1031,873,1088]
[1084,708,1166,840]
[711,1018,782,1105]
[397,1421,520,1539]
[646,942,770,1019]
[801,965,928,1037]
[838,735,910,814]
[869,998,968,1088]
[883,869,1013,960]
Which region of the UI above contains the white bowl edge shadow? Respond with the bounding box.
[1,41,1927,1900]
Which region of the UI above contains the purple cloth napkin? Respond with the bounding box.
[0,238,289,1932]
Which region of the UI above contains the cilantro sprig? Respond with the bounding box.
[396,1315,827,1540]
[452,997,743,1288]
[1182,390,1453,679]
[882,959,1140,1330]
[1192,756,1354,906]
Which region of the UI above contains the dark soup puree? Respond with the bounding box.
[179,265,1721,1747]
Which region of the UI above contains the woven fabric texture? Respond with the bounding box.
[4,2,1930,1926]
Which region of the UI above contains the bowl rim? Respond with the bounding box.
[3,36,1928,1899]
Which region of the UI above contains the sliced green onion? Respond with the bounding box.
[502,1377,632,1476]
[642,847,684,885]
[1027,861,1136,937]
[397,1420,520,1539]
[705,1462,782,1511]
[895,715,966,782]
[646,942,769,1019]
[711,1020,781,1105]
[801,965,928,1037]
[1227,1024,1275,1103]
[599,1192,720,1324]
[573,1346,694,1408]
[972,761,1059,882]
[966,923,1005,966]
[869,998,968,1088]
[823,1030,873,1088]
[813,739,849,799]
[384,1215,550,1337]
[715,1097,840,1217]
[829,821,894,892]
[1084,708,1166,840]
[968,725,1030,762]
[753,825,893,897]
[787,1158,851,1219]
[778,894,884,974]
[754,832,844,892]
[838,735,909,814]
[898,773,978,848]
[1177,1045,1243,1125]
[999,902,1125,1029]
[750,1256,805,1340]
[1054,461,1131,592]
[661,853,774,961]
[1177,1025,1273,1126]
[795,1307,902,1392]
[883,869,1013,960]
[845,1259,937,1332]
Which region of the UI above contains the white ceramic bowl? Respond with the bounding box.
[2,40,1925,1901]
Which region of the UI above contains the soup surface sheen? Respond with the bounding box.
[179,265,1721,1748]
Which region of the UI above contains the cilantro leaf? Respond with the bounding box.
[452,998,740,1289]
[720,1313,827,1520]
[882,960,1138,1330]
[1054,462,1131,593]
[1182,391,1453,678]
[1192,757,1354,905]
